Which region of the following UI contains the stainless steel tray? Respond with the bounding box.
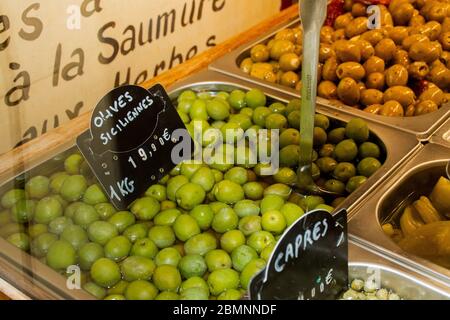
[0,69,420,300]
[209,19,450,141]
[430,119,450,149]
[348,240,450,299]
[169,70,421,213]
[349,143,450,285]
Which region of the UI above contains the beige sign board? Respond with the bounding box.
[0,0,280,154]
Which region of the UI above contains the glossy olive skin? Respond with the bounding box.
[388,27,409,45]
[361,30,384,46]
[250,44,270,63]
[345,17,369,38]
[408,62,430,80]
[402,34,428,51]
[383,86,416,108]
[375,39,397,62]
[318,81,338,100]
[334,40,361,62]
[337,77,361,105]
[322,57,339,82]
[409,41,442,63]
[357,40,375,61]
[392,49,410,67]
[336,62,366,81]
[414,99,439,116]
[380,100,404,117]
[428,64,450,90]
[360,89,384,107]
[363,56,385,74]
[363,104,383,115]
[366,72,386,90]
[385,64,409,87]
[419,85,445,106]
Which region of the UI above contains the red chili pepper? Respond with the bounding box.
[411,80,429,97]
[325,0,345,27]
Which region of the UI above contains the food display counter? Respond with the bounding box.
[0,2,449,301]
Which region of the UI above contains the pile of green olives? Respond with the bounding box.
[241,0,450,117]
[0,88,384,300]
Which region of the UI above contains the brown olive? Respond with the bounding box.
[250,44,270,63]
[375,38,397,62]
[357,81,366,94]
[345,17,369,38]
[332,29,347,42]
[280,71,299,88]
[317,63,324,83]
[267,39,275,50]
[279,53,301,72]
[270,39,295,60]
[380,100,404,117]
[443,17,450,33]
[294,45,303,56]
[384,86,416,107]
[441,51,450,68]
[363,104,382,114]
[337,77,361,105]
[409,41,442,63]
[388,26,409,45]
[322,57,339,82]
[402,34,428,51]
[439,31,450,50]
[319,44,335,63]
[425,2,449,23]
[360,89,384,106]
[336,62,366,81]
[443,93,450,105]
[408,61,430,79]
[344,0,354,12]
[357,40,375,61]
[334,40,361,62]
[380,4,394,27]
[240,58,253,74]
[363,56,385,74]
[405,104,415,116]
[366,72,386,90]
[320,26,334,44]
[293,27,303,45]
[428,64,450,90]
[250,63,273,80]
[415,21,442,41]
[393,49,410,67]
[409,12,426,27]
[361,30,385,46]
[414,100,439,115]
[419,84,444,106]
[415,0,427,10]
[270,61,281,74]
[335,13,353,30]
[352,2,367,17]
[318,81,338,100]
[385,64,409,87]
[419,1,434,17]
[276,70,284,83]
[391,2,415,26]
[275,29,296,43]
[388,0,408,13]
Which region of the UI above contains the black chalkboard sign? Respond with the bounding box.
[77,84,193,210]
[249,209,348,300]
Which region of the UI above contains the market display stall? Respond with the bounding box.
[0,1,449,301]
